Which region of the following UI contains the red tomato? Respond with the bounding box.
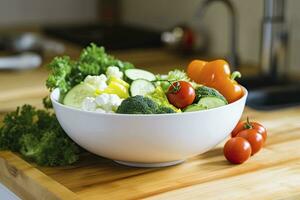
[231,118,267,142]
[167,81,195,109]
[237,129,264,155]
[224,137,252,164]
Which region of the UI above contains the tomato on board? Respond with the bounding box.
[167,81,195,109]
[231,118,267,142]
[223,137,252,164]
[237,129,264,155]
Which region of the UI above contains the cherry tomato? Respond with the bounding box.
[224,137,252,164]
[167,81,195,109]
[231,118,267,142]
[237,129,264,155]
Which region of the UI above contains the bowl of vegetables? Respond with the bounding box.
[50,44,247,167]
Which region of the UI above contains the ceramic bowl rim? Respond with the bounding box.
[50,87,248,118]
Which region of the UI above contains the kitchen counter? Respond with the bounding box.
[0,42,300,200]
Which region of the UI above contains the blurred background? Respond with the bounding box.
[0,0,299,111]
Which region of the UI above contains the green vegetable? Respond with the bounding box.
[194,86,228,103]
[116,95,175,114]
[146,86,180,113]
[46,43,134,95]
[63,83,96,108]
[125,69,156,81]
[0,105,80,166]
[130,79,155,96]
[166,69,190,82]
[198,97,227,109]
[184,104,206,112]
[155,69,200,91]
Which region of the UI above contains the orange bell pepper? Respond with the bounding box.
[187,59,243,103]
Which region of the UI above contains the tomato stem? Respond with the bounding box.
[168,82,181,94]
[230,71,242,80]
[244,117,253,129]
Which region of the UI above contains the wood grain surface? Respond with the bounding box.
[0,41,298,199]
[1,107,300,200]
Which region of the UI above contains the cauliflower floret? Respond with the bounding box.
[84,75,108,91]
[81,97,97,111]
[95,93,123,112]
[106,66,123,79]
[95,93,110,106]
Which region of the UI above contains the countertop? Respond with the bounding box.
[0,41,300,200]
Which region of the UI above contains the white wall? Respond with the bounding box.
[0,0,99,26]
[0,0,298,72]
[122,0,300,72]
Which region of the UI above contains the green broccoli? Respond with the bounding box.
[156,106,176,114]
[194,86,228,103]
[116,95,175,114]
[46,43,134,95]
[0,105,80,166]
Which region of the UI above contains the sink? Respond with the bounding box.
[246,84,300,110]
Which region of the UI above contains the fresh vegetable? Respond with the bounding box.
[46,43,134,95]
[167,81,195,109]
[231,118,267,142]
[125,69,156,81]
[108,76,130,89]
[106,66,124,79]
[187,60,207,82]
[81,93,122,113]
[184,104,206,112]
[223,137,252,164]
[146,86,180,113]
[155,69,197,92]
[194,86,227,103]
[0,105,80,166]
[237,129,264,155]
[187,59,243,103]
[63,83,96,108]
[116,95,175,114]
[96,81,129,99]
[198,96,227,109]
[130,79,155,96]
[224,117,267,164]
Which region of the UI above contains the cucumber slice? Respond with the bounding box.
[184,104,207,112]
[125,69,156,81]
[63,83,96,108]
[198,97,227,109]
[130,79,155,96]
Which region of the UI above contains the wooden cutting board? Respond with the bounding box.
[1,107,300,200]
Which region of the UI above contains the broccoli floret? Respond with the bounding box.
[116,95,157,114]
[0,105,80,166]
[46,43,134,95]
[156,106,176,114]
[116,95,175,114]
[194,86,227,103]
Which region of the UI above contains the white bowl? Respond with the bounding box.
[50,88,247,167]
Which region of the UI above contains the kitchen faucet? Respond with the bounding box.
[244,0,300,110]
[197,0,239,68]
[261,0,288,80]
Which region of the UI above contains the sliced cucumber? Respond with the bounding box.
[63,83,96,108]
[130,79,155,96]
[184,104,207,112]
[125,69,156,81]
[198,96,227,109]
